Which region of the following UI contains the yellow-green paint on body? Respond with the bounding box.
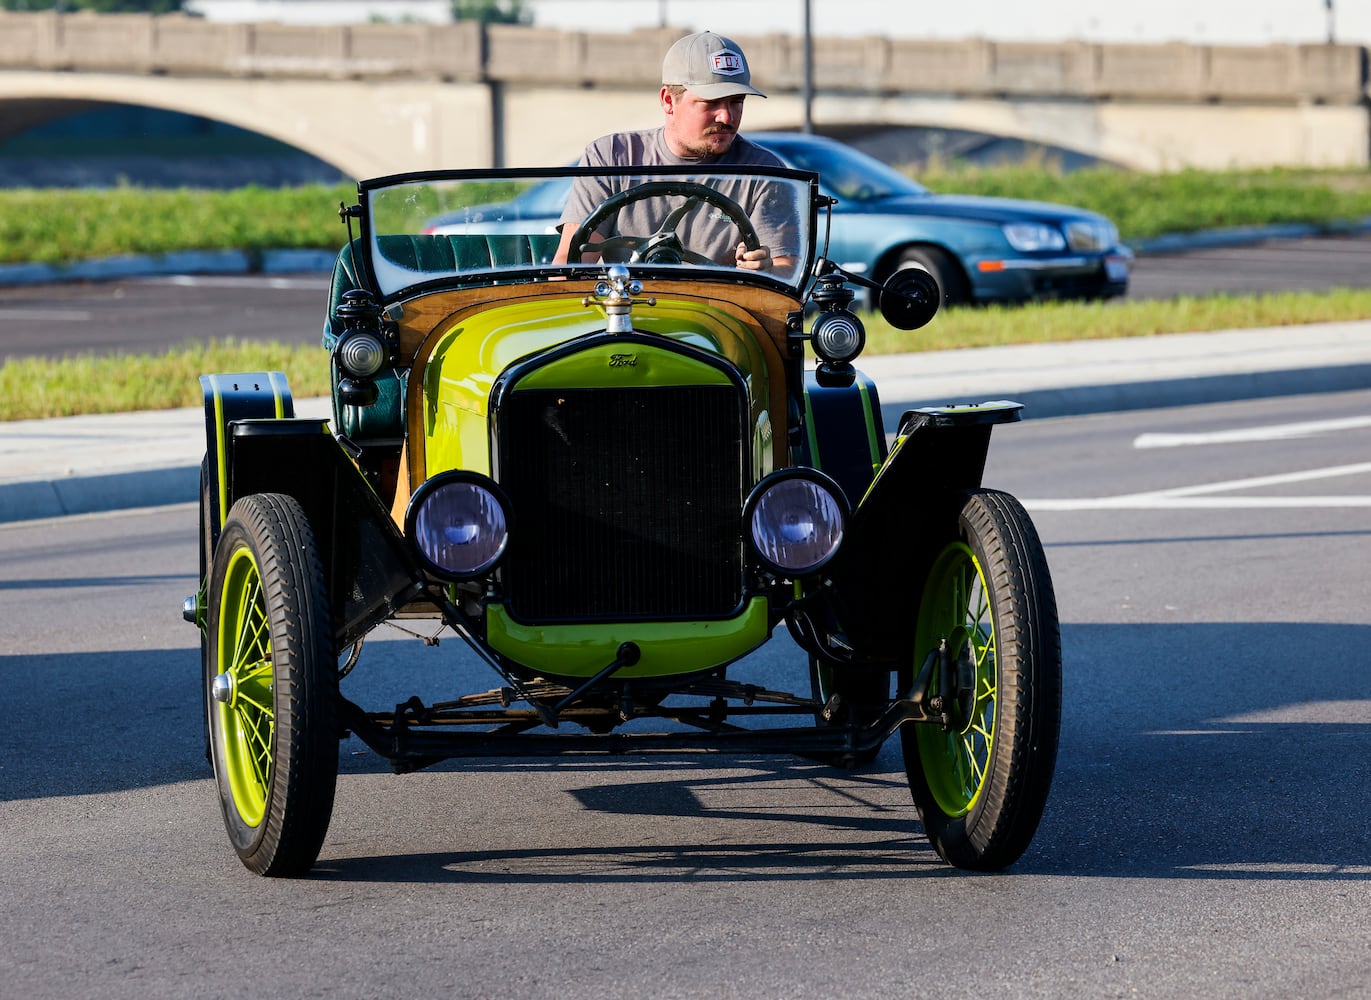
[485,597,773,680]
[422,295,775,478]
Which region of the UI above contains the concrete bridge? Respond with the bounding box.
[0,10,1367,178]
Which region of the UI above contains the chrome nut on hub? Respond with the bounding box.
[211,673,234,705]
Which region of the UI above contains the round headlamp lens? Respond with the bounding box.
[337,332,386,378]
[411,478,508,578]
[749,475,845,575]
[810,310,866,364]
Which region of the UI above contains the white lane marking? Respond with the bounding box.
[1023,461,1371,511]
[1135,416,1371,449]
[1154,461,1371,497]
[0,308,94,321]
[1026,496,1371,510]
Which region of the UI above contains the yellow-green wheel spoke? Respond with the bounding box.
[915,542,998,817]
[215,546,275,829]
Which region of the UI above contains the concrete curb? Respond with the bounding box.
[877,362,1371,427]
[1127,217,1371,255]
[0,248,338,286]
[0,464,200,522]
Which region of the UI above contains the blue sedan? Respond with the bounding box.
[425,132,1132,307]
[755,132,1131,307]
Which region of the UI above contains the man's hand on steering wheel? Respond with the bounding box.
[734,242,772,271]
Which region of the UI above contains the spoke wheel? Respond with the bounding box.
[206,493,338,877]
[902,490,1060,870]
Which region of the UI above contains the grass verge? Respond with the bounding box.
[3,166,1371,265]
[5,286,1371,421]
[0,339,334,422]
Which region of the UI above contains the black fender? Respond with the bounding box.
[796,369,887,508]
[200,372,424,648]
[199,371,294,555]
[820,400,1024,664]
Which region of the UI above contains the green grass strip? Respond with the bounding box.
[5,288,1371,422]
[0,338,333,421]
[3,165,1371,265]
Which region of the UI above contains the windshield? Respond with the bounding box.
[359,166,817,298]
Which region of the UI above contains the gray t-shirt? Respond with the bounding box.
[558,129,800,267]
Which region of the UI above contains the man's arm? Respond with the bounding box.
[553,224,604,265]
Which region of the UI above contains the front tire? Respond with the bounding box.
[902,490,1060,870]
[206,493,338,877]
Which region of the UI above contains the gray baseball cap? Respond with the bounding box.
[661,30,767,100]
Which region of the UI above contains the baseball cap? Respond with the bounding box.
[661,30,767,100]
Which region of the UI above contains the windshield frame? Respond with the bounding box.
[354,164,824,302]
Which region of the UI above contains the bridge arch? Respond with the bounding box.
[0,79,358,177]
[0,71,501,180]
[0,14,1366,173]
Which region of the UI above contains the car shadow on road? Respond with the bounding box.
[312,708,1370,885]
[4,623,1367,887]
[313,620,1371,885]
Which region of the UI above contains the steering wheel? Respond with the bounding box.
[566,180,761,266]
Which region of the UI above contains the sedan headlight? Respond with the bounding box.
[405,472,510,579]
[1065,219,1119,252]
[1002,222,1067,252]
[744,470,848,576]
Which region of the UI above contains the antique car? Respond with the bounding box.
[185,162,1062,878]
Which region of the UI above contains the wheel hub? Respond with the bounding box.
[211,672,235,705]
[944,626,979,735]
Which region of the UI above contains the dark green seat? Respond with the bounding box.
[321,233,560,444]
[323,233,560,347]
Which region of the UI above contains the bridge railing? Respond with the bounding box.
[0,11,1365,104]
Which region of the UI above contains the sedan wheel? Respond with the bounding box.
[897,247,968,307]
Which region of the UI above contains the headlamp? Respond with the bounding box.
[809,309,866,365]
[405,472,511,580]
[744,469,847,576]
[336,332,386,378]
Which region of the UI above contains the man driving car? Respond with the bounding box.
[552,30,798,272]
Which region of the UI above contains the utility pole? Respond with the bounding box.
[802,0,814,133]
[1326,0,1336,44]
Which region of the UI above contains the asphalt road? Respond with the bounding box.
[2,389,1368,998]
[3,233,1371,359]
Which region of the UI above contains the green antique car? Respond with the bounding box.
[185,163,1061,877]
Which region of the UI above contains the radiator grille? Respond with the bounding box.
[498,384,745,620]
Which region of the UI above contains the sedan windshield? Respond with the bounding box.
[758,137,929,205]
